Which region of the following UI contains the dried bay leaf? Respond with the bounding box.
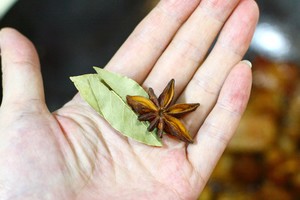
[70,69,162,146]
[94,67,148,100]
[70,74,103,116]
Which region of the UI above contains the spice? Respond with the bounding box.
[126,79,199,143]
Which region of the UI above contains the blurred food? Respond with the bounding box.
[228,113,276,152]
[254,182,293,200]
[228,57,299,153]
[199,57,300,200]
[283,83,300,143]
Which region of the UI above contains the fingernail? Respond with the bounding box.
[242,60,252,68]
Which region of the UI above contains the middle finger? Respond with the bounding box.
[143,0,240,94]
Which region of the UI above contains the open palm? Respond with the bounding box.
[0,0,258,199]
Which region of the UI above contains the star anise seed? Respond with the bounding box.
[126,79,200,143]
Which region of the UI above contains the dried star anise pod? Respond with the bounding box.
[126,79,200,143]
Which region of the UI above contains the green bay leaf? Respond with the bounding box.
[70,74,103,116]
[70,71,162,146]
[94,67,148,100]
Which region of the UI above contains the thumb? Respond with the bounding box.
[0,28,46,111]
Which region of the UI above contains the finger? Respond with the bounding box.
[179,0,259,134]
[143,0,240,93]
[187,61,252,185]
[0,28,45,109]
[105,0,201,83]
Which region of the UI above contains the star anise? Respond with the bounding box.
[126,79,200,143]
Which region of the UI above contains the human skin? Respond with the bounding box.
[0,0,259,199]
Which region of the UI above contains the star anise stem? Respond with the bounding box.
[126,79,200,143]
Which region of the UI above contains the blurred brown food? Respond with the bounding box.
[199,57,300,200]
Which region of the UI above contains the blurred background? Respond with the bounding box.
[0,0,299,199]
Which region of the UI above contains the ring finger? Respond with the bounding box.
[143,0,241,94]
[179,0,259,136]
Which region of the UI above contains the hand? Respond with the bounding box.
[0,0,258,199]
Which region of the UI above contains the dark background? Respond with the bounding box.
[0,0,150,111]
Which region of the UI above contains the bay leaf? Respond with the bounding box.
[70,74,103,116]
[70,71,162,146]
[94,67,148,100]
